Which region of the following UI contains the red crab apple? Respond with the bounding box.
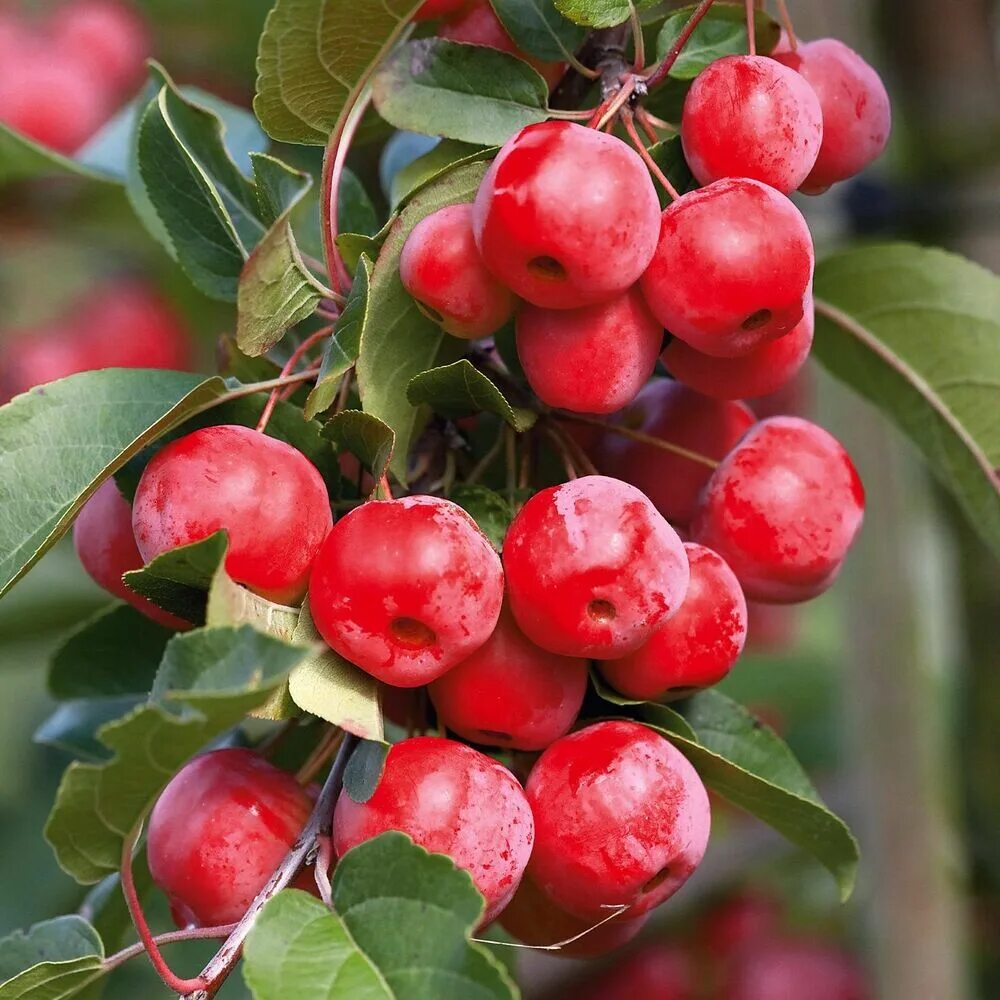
[516,286,663,414]
[691,416,865,603]
[697,889,781,958]
[399,204,516,339]
[503,475,690,659]
[74,479,189,630]
[578,946,696,1000]
[333,736,534,923]
[132,424,333,605]
[724,939,870,1000]
[681,54,823,194]
[309,496,504,686]
[599,543,748,700]
[428,605,588,751]
[597,379,755,526]
[473,121,660,309]
[640,177,813,357]
[663,293,814,401]
[439,0,564,90]
[774,39,891,194]
[526,720,710,920]
[499,873,648,957]
[147,749,313,927]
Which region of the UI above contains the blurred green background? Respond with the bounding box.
[1,1,998,998]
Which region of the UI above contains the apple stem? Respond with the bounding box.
[642,0,718,91]
[120,825,209,995]
[255,326,334,433]
[628,1,645,71]
[776,0,798,51]
[746,0,757,56]
[622,109,681,201]
[102,924,237,975]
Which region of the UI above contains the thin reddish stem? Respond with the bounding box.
[377,474,393,500]
[628,1,645,71]
[103,924,237,975]
[278,359,322,403]
[636,108,660,144]
[588,75,636,130]
[622,110,681,201]
[320,93,372,295]
[776,0,798,51]
[643,0,718,91]
[745,0,757,55]
[255,327,333,433]
[120,828,207,995]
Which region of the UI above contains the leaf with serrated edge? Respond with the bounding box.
[372,39,548,146]
[49,605,173,700]
[44,626,306,884]
[323,411,395,483]
[491,0,588,63]
[654,4,780,78]
[254,0,423,145]
[0,916,104,1000]
[332,833,517,1000]
[641,691,859,899]
[407,360,537,431]
[554,0,660,30]
[357,160,490,481]
[305,256,373,420]
[814,243,1000,558]
[0,370,226,600]
[288,600,383,740]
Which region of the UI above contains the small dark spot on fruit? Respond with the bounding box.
[588,599,616,623]
[528,256,567,282]
[390,617,436,650]
[742,309,772,330]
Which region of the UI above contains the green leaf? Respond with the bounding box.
[373,39,549,145]
[331,833,517,999]
[590,670,699,740]
[554,0,659,30]
[244,890,389,999]
[407,360,537,432]
[491,0,588,63]
[49,605,174,700]
[0,122,117,186]
[44,626,306,884]
[287,600,383,740]
[123,532,230,624]
[137,79,314,301]
[390,141,492,209]
[642,691,859,899]
[813,243,1000,559]
[0,917,103,1000]
[305,256,373,420]
[323,411,396,485]
[254,0,422,145]
[0,369,226,601]
[450,485,514,552]
[647,135,696,206]
[654,4,780,78]
[339,169,380,238]
[34,698,141,762]
[358,160,490,481]
[343,740,391,803]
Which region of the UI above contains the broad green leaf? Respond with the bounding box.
[390,140,490,209]
[34,698,141,762]
[407,360,537,432]
[323,411,396,485]
[814,243,1000,558]
[655,4,781,78]
[45,626,306,883]
[372,39,549,145]
[305,256,373,420]
[358,160,490,481]
[337,220,393,275]
[331,833,517,1000]
[343,740,390,803]
[49,605,173,700]
[0,122,117,186]
[554,0,660,30]
[379,130,440,203]
[243,890,389,1000]
[0,917,103,1000]
[254,0,422,145]
[287,601,383,740]
[123,532,230,624]
[491,0,588,63]
[450,485,514,552]
[339,169,380,238]
[137,80,313,300]
[0,369,226,600]
[642,691,859,899]
[591,670,698,739]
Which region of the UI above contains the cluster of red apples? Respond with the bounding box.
[0,0,148,154]
[68,18,886,960]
